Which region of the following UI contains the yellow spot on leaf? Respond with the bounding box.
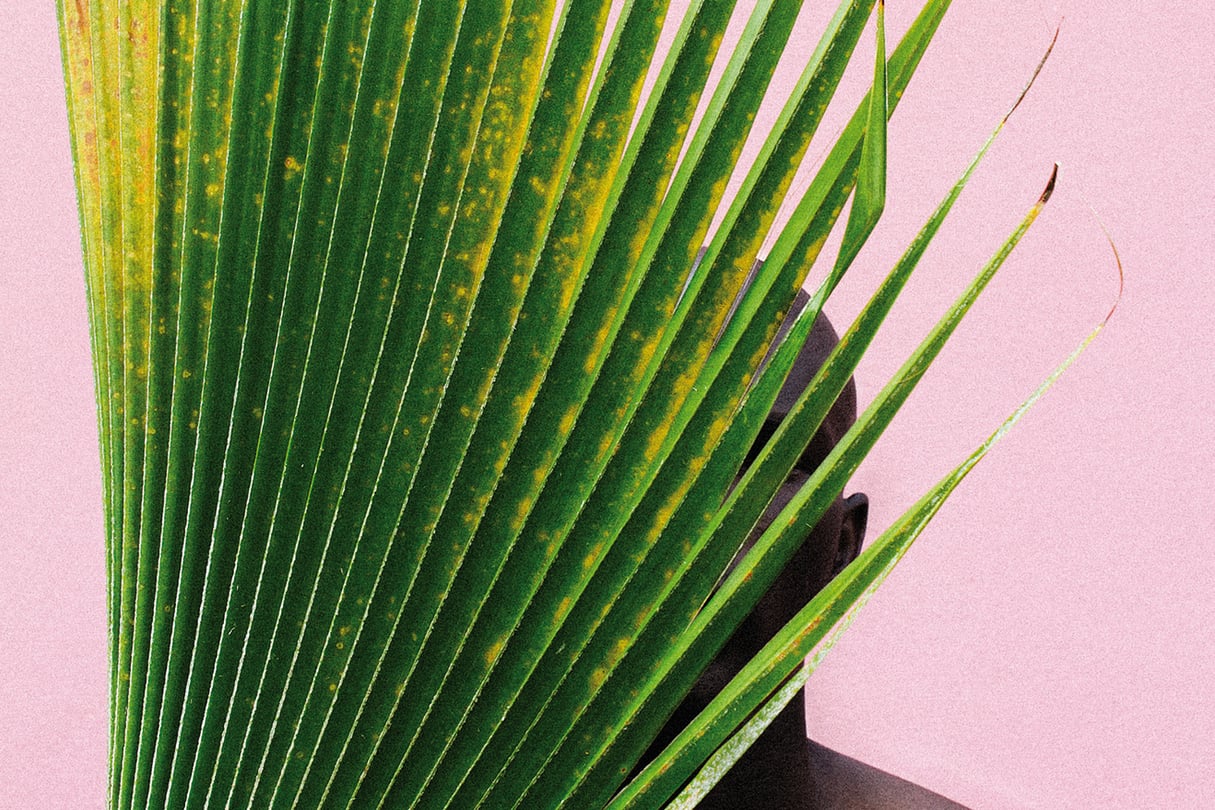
[284,155,303,180]
[583,543,603,571]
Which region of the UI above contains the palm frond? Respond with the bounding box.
[55,0,1085,806]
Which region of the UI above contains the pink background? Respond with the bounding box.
[1,2,1211,807]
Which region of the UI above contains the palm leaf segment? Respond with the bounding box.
[57,0,1075,806]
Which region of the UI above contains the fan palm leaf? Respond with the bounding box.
[55,0,1096,806]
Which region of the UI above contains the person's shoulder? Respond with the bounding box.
[806,739,971,810]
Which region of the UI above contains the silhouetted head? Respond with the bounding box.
[651,289,869,808]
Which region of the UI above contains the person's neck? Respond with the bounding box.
[696,699,818,810]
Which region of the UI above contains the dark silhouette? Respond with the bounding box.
[651,290,967,809]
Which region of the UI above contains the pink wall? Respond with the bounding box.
[0,4,109,807]
[1,2,1210,807]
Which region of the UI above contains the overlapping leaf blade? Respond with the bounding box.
[662,260,1109,810]
[609,163,1060,810]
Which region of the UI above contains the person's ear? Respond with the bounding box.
[832,492,868,577]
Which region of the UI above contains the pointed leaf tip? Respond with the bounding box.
[1082,190,1126,325]
[1006,25,1059,119]
[1040,164,1059,204]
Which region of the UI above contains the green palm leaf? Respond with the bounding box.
[56,0,1092,806]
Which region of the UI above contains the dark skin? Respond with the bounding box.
[649,291,968,809]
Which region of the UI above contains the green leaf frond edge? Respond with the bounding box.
[54,0,117,758]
